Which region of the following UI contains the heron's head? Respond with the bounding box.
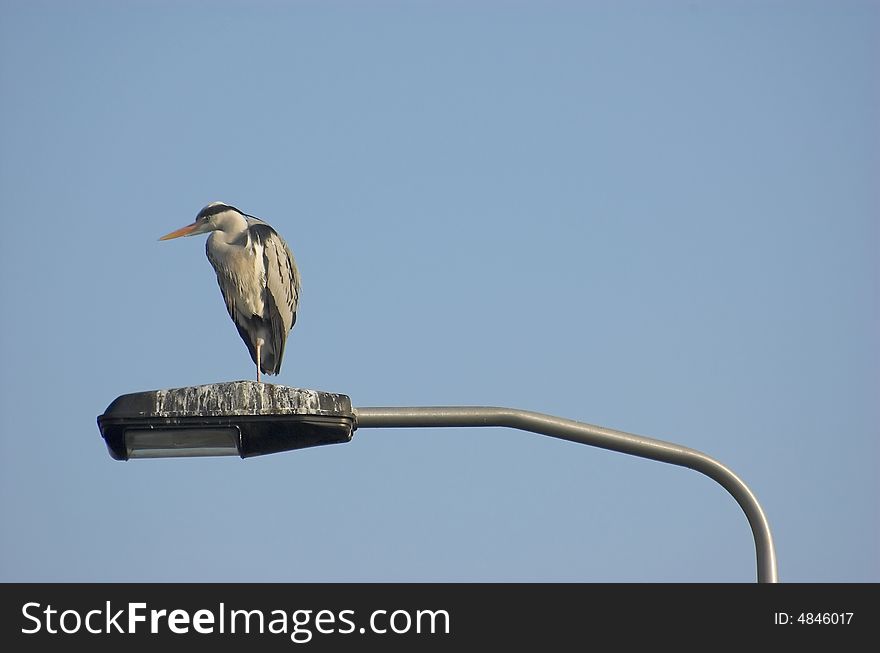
[159,201,242,240]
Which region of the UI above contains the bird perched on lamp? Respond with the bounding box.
[159,202,300,382]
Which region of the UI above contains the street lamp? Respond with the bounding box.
[97,382,355,459]
[97,381,778,583]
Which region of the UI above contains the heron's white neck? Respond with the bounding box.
[210,209,250,245]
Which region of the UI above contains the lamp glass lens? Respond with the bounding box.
[126,427,240,458]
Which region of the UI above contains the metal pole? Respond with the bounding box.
[353,405,778,583]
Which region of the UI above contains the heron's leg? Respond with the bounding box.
[255,338,263,383]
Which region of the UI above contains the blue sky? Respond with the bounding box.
[0,0,877,582]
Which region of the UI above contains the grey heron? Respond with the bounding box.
[159,202,300,383]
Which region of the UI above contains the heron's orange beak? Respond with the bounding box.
[159,221,204,241]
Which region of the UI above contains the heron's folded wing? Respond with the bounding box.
[251,223,300,371]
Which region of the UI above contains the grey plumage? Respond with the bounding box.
[160,202,300,379]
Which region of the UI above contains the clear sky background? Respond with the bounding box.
[0,0,877,583]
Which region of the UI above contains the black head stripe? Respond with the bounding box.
[196,203,241,220]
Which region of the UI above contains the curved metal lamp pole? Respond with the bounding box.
[96,383,778,582]
[354,405,778,583]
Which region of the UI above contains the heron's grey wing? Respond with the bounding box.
[251,223,300,371]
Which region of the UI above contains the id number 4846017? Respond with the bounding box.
[774,612,853,625]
